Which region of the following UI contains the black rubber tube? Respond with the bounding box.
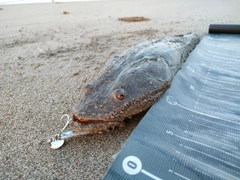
[209,24,240,34]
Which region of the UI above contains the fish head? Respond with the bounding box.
[72,56,171,132]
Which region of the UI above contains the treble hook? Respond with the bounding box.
[48,114,89,149]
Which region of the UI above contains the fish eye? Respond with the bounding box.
[117,93,125,100]
[113,89,126,100]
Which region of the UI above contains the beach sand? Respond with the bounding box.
[1,0,240,179]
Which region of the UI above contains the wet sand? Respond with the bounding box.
[1,0,240,179]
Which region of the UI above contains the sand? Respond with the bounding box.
[1,0,240,179]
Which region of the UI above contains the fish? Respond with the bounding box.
[71,32,199,133]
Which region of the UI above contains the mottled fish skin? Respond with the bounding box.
[71,32,199,133]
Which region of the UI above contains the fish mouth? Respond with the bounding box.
[72,114,113,124]
[71,114,125,133]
